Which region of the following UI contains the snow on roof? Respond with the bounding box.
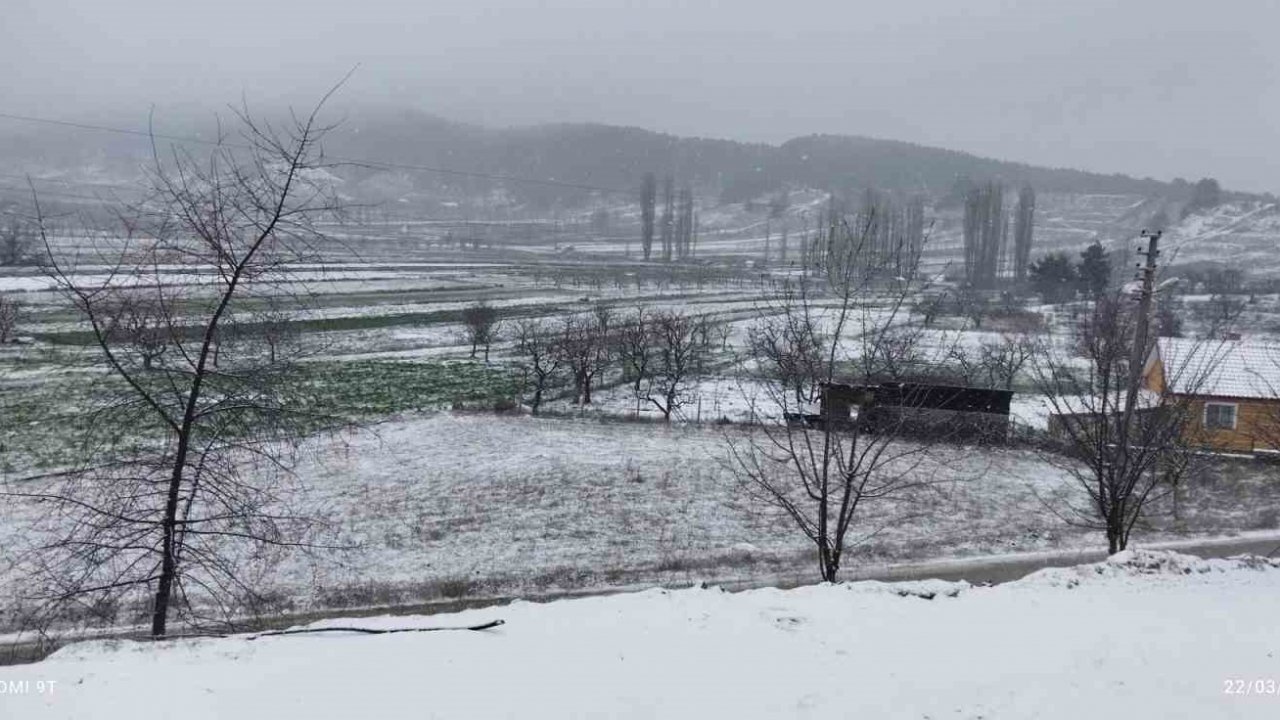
[1154,337,1280,400]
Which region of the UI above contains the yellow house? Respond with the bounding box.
[1143,338,1280,455]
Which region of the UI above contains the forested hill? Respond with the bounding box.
[0,105,1218,208]
[323,107,1189,205]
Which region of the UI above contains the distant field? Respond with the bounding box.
[4,198,1280,639]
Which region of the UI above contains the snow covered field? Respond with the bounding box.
[5,550,1279,719]
[7,410,1278,637]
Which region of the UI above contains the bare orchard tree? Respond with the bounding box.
[461,301,501,362]
[559,305,613,405]
[728,212,946,582]
[948,334,1035,390]
[641,310,710,421]
[1,213,34,266]
[713,316,734,351]
[512,317,563,415]
[1033,294,1212,553]
[102,293,170,369]
[1193,294,1246,339]
[746,281,827,407]
[617,307,656,412]
[0,293,18,343]
[9,96,347,638]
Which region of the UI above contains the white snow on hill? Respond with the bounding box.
[1164,201,1280,270]
[4,550,1279,719]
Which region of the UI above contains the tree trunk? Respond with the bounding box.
[818,543,839,583]
[151,498,178,636]
[153,427,193,636]
[1107,525,1123,554]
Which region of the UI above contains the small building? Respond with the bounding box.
[811,381,1013,442]
[1143,337,1280,455]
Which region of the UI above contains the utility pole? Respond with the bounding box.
[1128,229,1161,397]
[1118,229,1161,480]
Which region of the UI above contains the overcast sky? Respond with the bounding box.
[4,0,1278,191]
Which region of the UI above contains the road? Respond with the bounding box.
[841,534,1280,586]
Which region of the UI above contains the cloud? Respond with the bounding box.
[3,0,1277,190]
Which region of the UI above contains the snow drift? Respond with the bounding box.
[4,550,1279,719]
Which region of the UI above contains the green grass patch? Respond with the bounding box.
[0,360,519,473]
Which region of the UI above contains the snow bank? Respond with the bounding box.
[1019,548,1280,590]
[4,551,1278,719]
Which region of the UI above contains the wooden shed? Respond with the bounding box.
[814,381,1013,442]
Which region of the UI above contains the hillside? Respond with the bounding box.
[324,108,1202,206]
[0,106,1226,211]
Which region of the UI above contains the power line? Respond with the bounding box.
[0,172,141,193]
[0,183,138,203]
[0,111,632,196]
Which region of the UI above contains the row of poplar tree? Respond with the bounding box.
[639,172,697,262]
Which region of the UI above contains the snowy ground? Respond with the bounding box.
[0,412,1062,630]
[6,410,1279,637]
[4,550,1279,719]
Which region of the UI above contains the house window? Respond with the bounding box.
[1204,403,1238,430]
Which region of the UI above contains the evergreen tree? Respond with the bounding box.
[1029,252,1077,303]
[1182,177,1222,217]
[1078,241,1111,299]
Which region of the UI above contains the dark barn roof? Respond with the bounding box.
[825,382,1013,415]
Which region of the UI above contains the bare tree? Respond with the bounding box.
[915,293,946,328]
[1194,294,1246,339]
[461,302,501,362]
[559,306,613,405]
[660,175,674,262]
[949,334,1034,390]
[954,287,990,329]
[0,214,34,266]
[102,294,170,369]
[8,95,347,638]
[642,310,709,421]
[963,182,1006,290]
[1034,294,1212,553]
[617,308,656,408]
[713,316,734,351]
[859,324,926,381]
[1012,185,1036,286]
[640,173,656,262]
[728,212,946,582]
[675,187,695,261]
[249,304,302,367]
[0,293,18,343]
[746,283,826,408]
[511,317,563,415]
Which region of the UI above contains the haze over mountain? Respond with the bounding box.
[3,1,1278,193]
[0,106,1239,212]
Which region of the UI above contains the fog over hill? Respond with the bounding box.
[0,106,1245,211]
